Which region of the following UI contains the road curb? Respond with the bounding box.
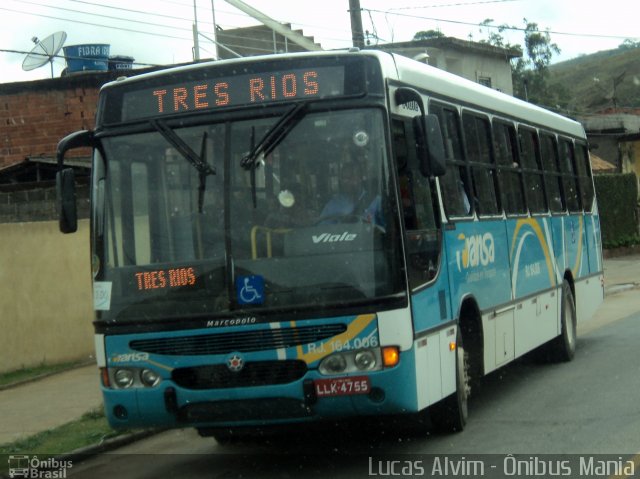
[57,429,163,462]
[0,361,95,392]
[605,283,640,296]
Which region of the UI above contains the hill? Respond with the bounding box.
[549,45,640,114]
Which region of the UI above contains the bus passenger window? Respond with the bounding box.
[431,103,471,217]
[540,134,565,213]
[463,113,499,216]
[558,139,581,212]
[493,121,526,215]
[575,143,595,212]
[519,128,547,214]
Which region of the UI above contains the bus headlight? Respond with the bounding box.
[354,350,377,370]
[318,348,388,376]
[320,354,347,374]
[114,369,134,388]
[140,368,161,387]
[108,367,162,389]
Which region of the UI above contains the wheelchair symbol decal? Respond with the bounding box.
[236,275,264,305]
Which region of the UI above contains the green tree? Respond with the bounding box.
[478,18,563,108]
[477,18,513,48]
[514,19,562,107]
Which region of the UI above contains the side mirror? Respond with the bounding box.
[56,130,94,167]
[395,88,446,178]
[56,129,94,234]
[56,168,77,234]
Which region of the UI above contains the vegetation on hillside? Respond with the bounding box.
[421,19,640,115]
[548,42,640,114]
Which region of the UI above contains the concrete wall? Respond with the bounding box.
[0,219,94,373]
[371,41,517,95]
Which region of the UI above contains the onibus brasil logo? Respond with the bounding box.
[455,232,495,272]
[8,455,72,478]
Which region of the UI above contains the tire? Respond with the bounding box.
[429,328,470,433]
[543,279,577,362]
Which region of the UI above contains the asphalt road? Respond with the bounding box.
[66,302,640,479]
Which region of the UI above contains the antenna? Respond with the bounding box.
[22,31,67,78]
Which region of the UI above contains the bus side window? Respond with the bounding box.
[430,103,471,217]
[493,121,526,215]
[558,139,581,212]
[462,112,499,216]
[575,143,595,213]
[540,133,565,213]
[519,128,547,214]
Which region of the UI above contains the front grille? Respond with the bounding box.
[172,360,308,389]
[130,324,346,356]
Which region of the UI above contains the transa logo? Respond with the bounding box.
[455,232,495,272]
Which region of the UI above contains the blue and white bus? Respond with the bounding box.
[56,50,603,439]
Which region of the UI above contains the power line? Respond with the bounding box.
[388,0,522,10]
[4,1,344,56]
[0,6,192,42]
[1,4,283,54]
[12,0,194,33]
[364,7,640,41]
[63,0,354,46]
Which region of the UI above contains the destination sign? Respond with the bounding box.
[121,65,346,121]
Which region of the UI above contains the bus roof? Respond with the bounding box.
[386,52,585,138]
[102,49,584,139]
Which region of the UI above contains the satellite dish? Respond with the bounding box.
[22,31,67,78]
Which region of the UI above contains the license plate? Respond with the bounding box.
[314,376,371,397]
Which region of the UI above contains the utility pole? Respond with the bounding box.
[210,0,219,59]
[193,0,201,60]
[349,0,365,49]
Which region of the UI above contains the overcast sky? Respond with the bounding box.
[0,0,637,84]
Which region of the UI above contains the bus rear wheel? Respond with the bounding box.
[542,279,577,362]
[429,329,470,433]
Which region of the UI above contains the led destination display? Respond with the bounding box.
[121,65,346,121]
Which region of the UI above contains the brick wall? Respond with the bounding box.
[0,74,110,168]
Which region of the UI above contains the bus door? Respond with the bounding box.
[391,116,449,333]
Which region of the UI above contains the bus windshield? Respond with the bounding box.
[93,107,404,323]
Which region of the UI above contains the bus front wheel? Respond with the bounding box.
[429,328,470,433]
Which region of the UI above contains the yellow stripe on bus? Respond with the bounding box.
[510,218,556,287]
[296,313,377,364]
[572,216,584,277]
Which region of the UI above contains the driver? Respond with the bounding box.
[319,156,383,227]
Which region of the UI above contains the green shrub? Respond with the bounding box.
[594,173,639,245]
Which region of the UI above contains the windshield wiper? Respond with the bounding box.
[150,119,216,213]
[150,119,216,177]
[240,101,309,171]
